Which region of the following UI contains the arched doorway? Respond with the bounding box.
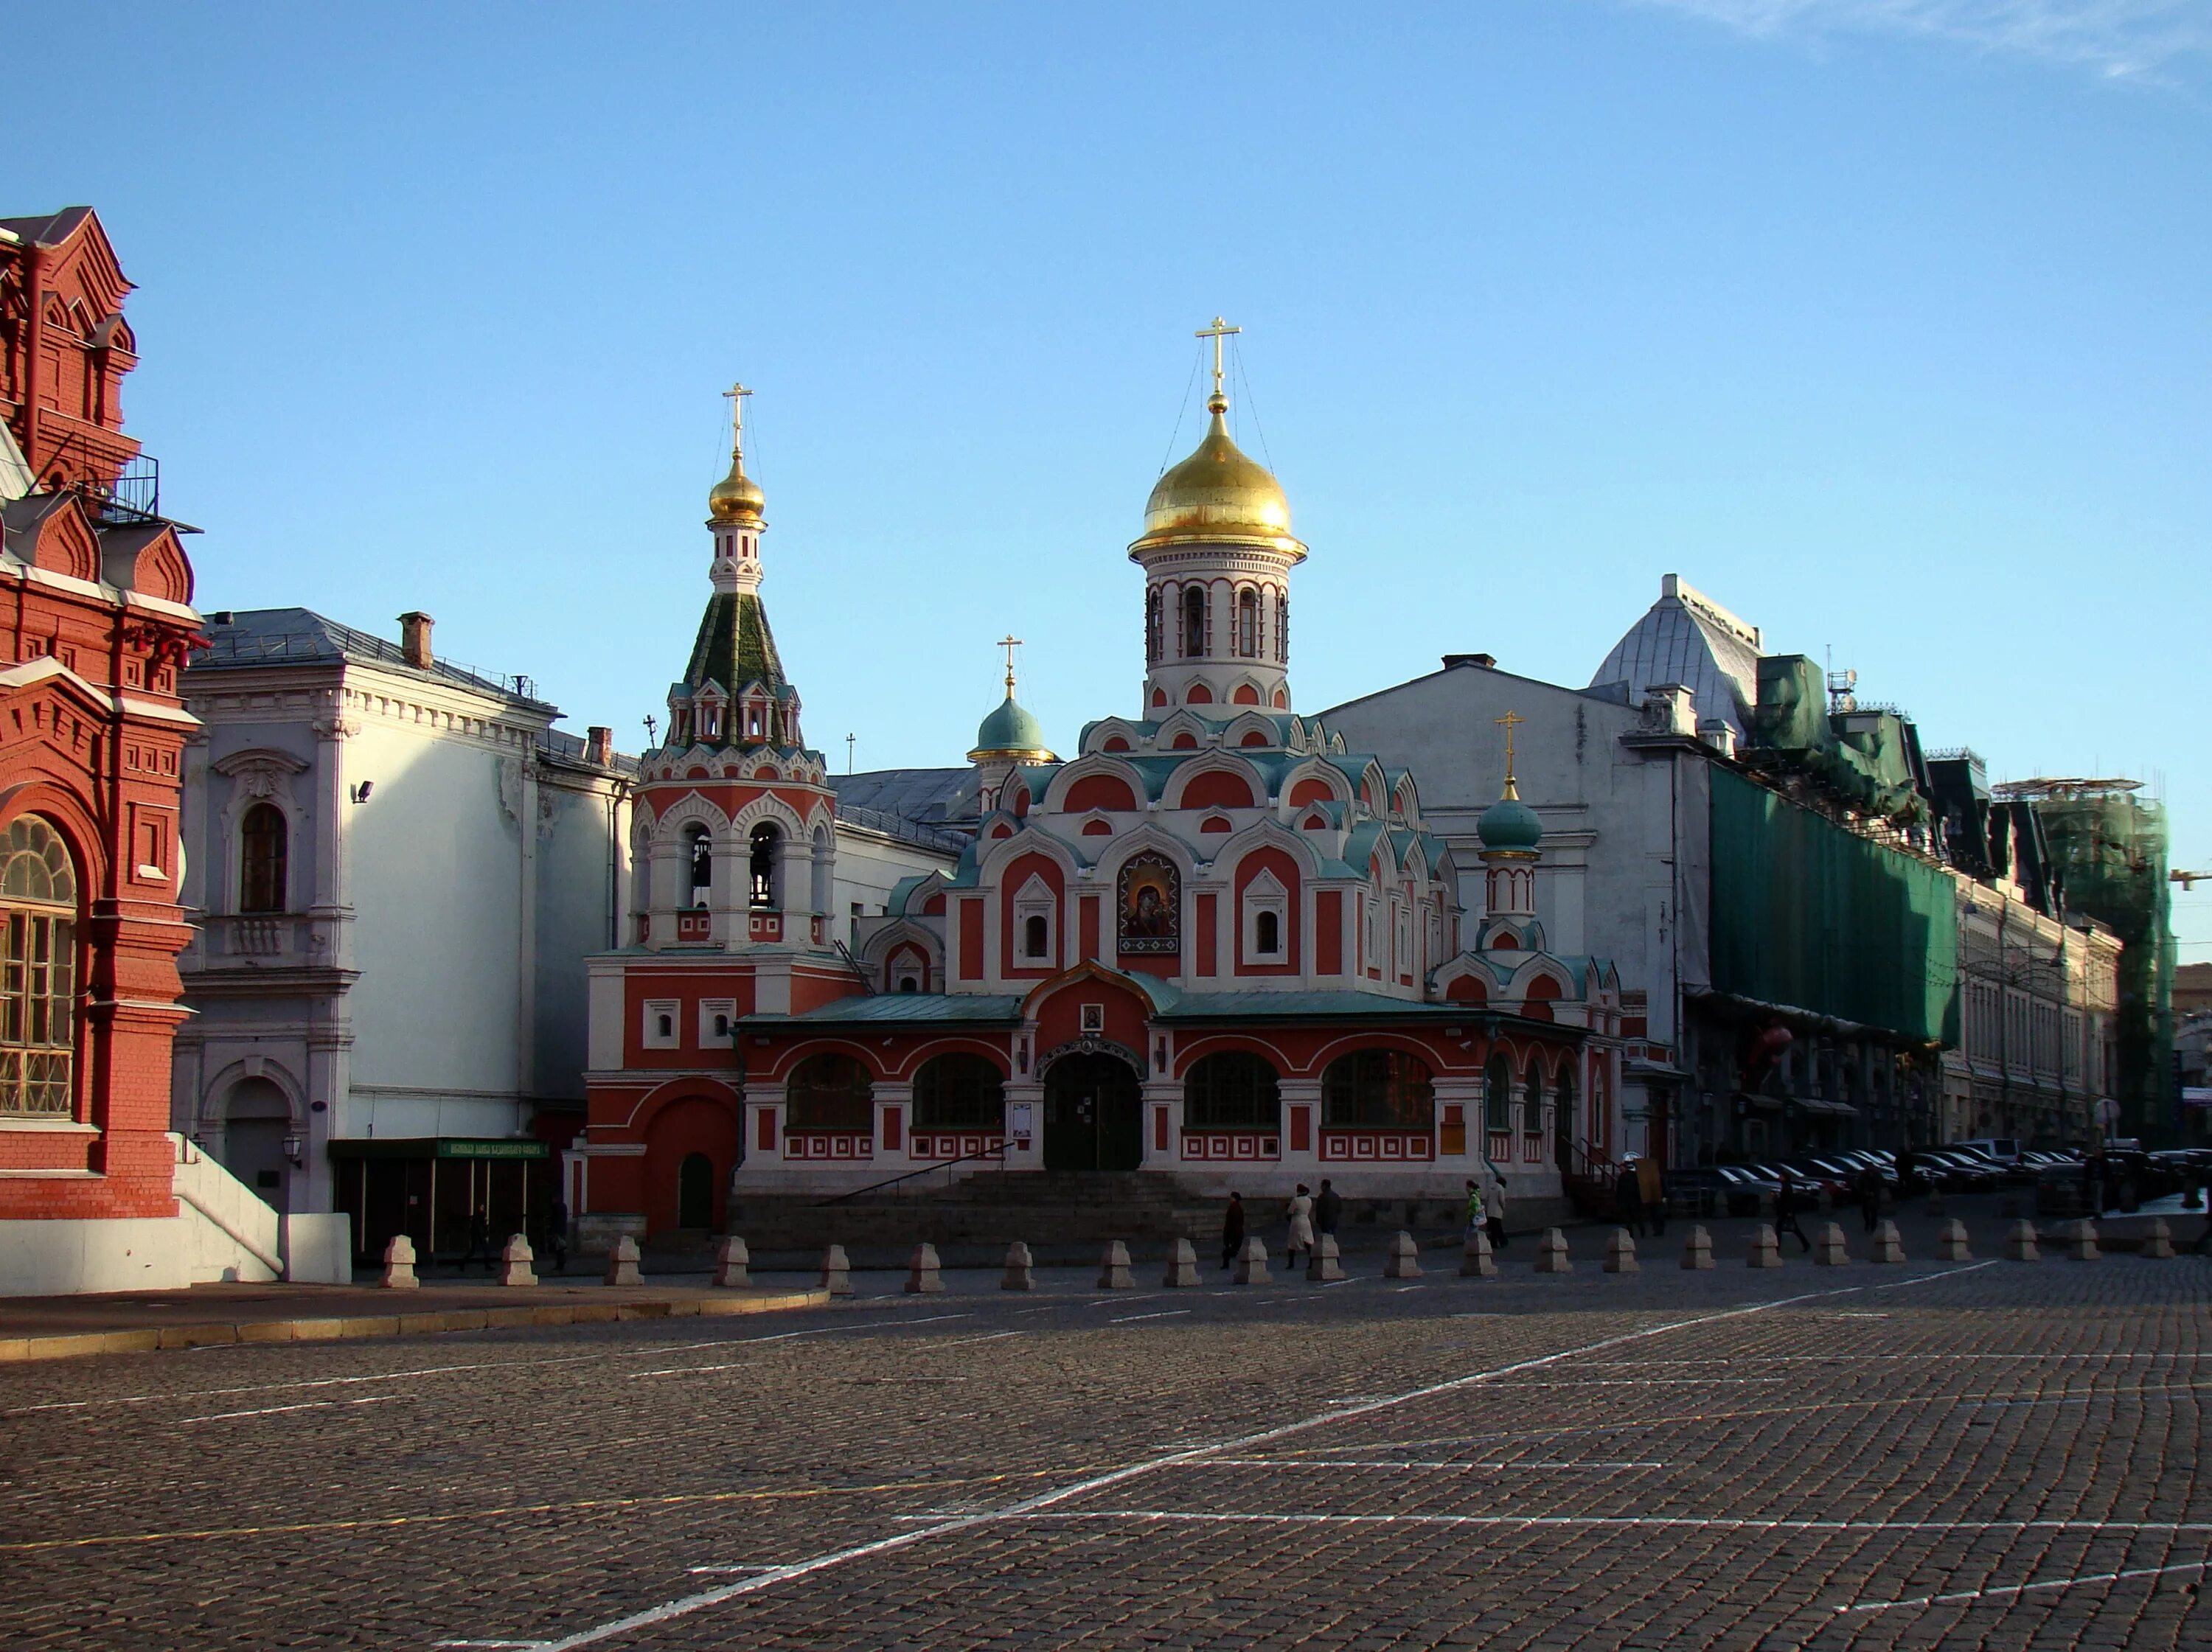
[677,1151,714,1229]
[1043,1052,1142,1172]
[220,1076,293,1206]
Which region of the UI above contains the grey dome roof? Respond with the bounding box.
[1590,574,1763,739]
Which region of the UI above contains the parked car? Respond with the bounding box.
[1918,1149,2002,1192]
[1956,1137,2024,1168]
[1711,1164,1781,1214]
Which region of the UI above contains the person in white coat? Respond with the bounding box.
[1285,1183,1315,1269]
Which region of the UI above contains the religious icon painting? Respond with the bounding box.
[1116,852,1180,954]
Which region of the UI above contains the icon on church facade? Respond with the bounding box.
[1116,854,1179,952]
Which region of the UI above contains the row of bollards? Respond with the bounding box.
[375,1231,757,1290]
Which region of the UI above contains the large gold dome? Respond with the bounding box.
[1130,404,1304,558]
[708,451,765,527]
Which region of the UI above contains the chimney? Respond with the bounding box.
[585,725,613,767]
[1442,653,1496,671]
[398,611,434,669]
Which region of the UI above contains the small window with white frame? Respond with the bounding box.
[1012,874,1056,966]
[1242,868,1288,962]
[698,998,737,1047]
[642,998,681,1050]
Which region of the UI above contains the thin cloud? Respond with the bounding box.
[1630,1,2212,81]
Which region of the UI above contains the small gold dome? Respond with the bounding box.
[1130,403,1304,557]
[708,452,765,527]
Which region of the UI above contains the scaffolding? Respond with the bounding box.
[1992,778,2175,1141]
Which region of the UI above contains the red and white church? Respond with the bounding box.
[575,337,1622,1240]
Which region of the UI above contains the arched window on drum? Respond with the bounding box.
[0,818,78,1119]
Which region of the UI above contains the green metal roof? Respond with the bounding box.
[743,994,1024,1028]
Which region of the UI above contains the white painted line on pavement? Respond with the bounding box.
[1107,1311,1192,1324]
[1207,1458,1666,1471]
[933,1331,1023,1348]
[177,1395,400,1425]
[1023,1513,2212,1533]
[1830,1558,2209,1616]
[446,1284,1865,1651]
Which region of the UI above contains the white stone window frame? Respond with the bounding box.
[643,998,681,1050]
[1241,868,1288,962]
[698,998,737,1048]
[1012,874,1057,966]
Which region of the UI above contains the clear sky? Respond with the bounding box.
[21,1,2211,960]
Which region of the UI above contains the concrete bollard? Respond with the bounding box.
[2066,1219,2101,1262]
[1603,1228,1640,1274]
[1460,1227,1498,1278]
[1747,1224,1782,1269]
[497,1233,537,1288]
[1869,1220,1906,1265]
[1307,1233,1346,1283]
[1162,1238,1200,1288]
[1534,1227,1572,1275]
[712,1235,751,1288]
[1232,1235,1271,1285]
[1382,1230,1423,1280]
[905,1241,945,1294]
[1812,1223,1848,1266]
[1097,1239,1135,1290]
[819,1243,854,1296]
[1935,1220,1972,1262]
[2140,1219,2176,1260]
[379,1234,420,1290]
[604,1234,643,1287]
[2002,1220,2039,1262]
[1680,1225,1714,1270]
[1001,1241,1036,1291]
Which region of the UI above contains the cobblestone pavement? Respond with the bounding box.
[1,1238,2207,1650]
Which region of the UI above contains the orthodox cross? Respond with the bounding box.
[642,714,658,746]
[722,381,753,456]
[845,733,856,774]
[1195,316,1240,407]
[998,634,1023,695]
[1495,709,1524,798]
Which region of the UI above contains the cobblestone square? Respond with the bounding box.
[3,1242,2207,1650]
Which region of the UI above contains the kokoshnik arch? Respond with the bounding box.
[574,329,1624,1242]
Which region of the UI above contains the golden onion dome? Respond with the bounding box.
[1130,401,1305,559]
[707,450,765,527]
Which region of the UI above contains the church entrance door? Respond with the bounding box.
[1043,1053,1143,1173]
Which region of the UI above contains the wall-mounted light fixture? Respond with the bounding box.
[282,1131,305,1167]
[349,781,375,804]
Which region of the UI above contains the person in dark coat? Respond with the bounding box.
[1221,1191,1246,1272]
[1854,1164,1883,1233]
[462,1209,494,1272]
[1313,1179,1343,1240]
[1774,1168,1812,1253]
[1486,1174,1509,1250]
[1614,1162,1646,1238]
[545,1197,570,1272]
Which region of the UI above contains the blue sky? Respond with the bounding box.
[24,1,2211,959]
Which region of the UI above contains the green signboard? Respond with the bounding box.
[434,1139,549,1160]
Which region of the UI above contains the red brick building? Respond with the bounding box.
[0,207,206,1289]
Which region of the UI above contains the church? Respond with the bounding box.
[574,329,1622,1243]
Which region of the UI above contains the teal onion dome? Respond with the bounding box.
[1477,789,1543,852]
[970,694,1055,763]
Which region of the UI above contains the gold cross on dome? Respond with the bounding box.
[722,381,753,453]
[1195,316,1241,408]
[1495,709,1524,797]
[998,635,1023,694]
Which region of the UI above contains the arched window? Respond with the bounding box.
[1557,1062,1577,1143]
[1321,1050,1434,1129]
[1185,1050,1281,1130]
[1183,585,1207,658]
[0,818,78,1118]
[1484,1054,1512,1133]
[684,824,712,909]
[748,823,780,909]
[1023,913,1048,960]
[1276,592,1289,663]
[1237,588,1259,657]
[238,803,288,914]
[1145,587,1163,665]
[1254,909,1281,957]
[1523,1067,1543,1135]
[913,1053,1006,1131]
[785,1052,874,1131]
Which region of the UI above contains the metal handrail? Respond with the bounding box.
[815,1140,1009,1205]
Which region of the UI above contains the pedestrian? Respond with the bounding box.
[1486,1172,1509,1251]
[462,1208,494,1272]
[1774,1168,1812,1254]
[1897,1147,1919,1197]
[1854,1163,1882,1233]
[1314,1177,1343,1240]
[1284,1183,1315,1269]
[1221,1191,1246,1273]
[1464,1177,1485,1247]
[1641,1157,1668,1237]
[546,1196,570,1272]
[1615,1160,1646,1238]
[2081,1154,2104,1219]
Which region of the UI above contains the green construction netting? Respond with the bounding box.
[1710,767,1960,1045]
